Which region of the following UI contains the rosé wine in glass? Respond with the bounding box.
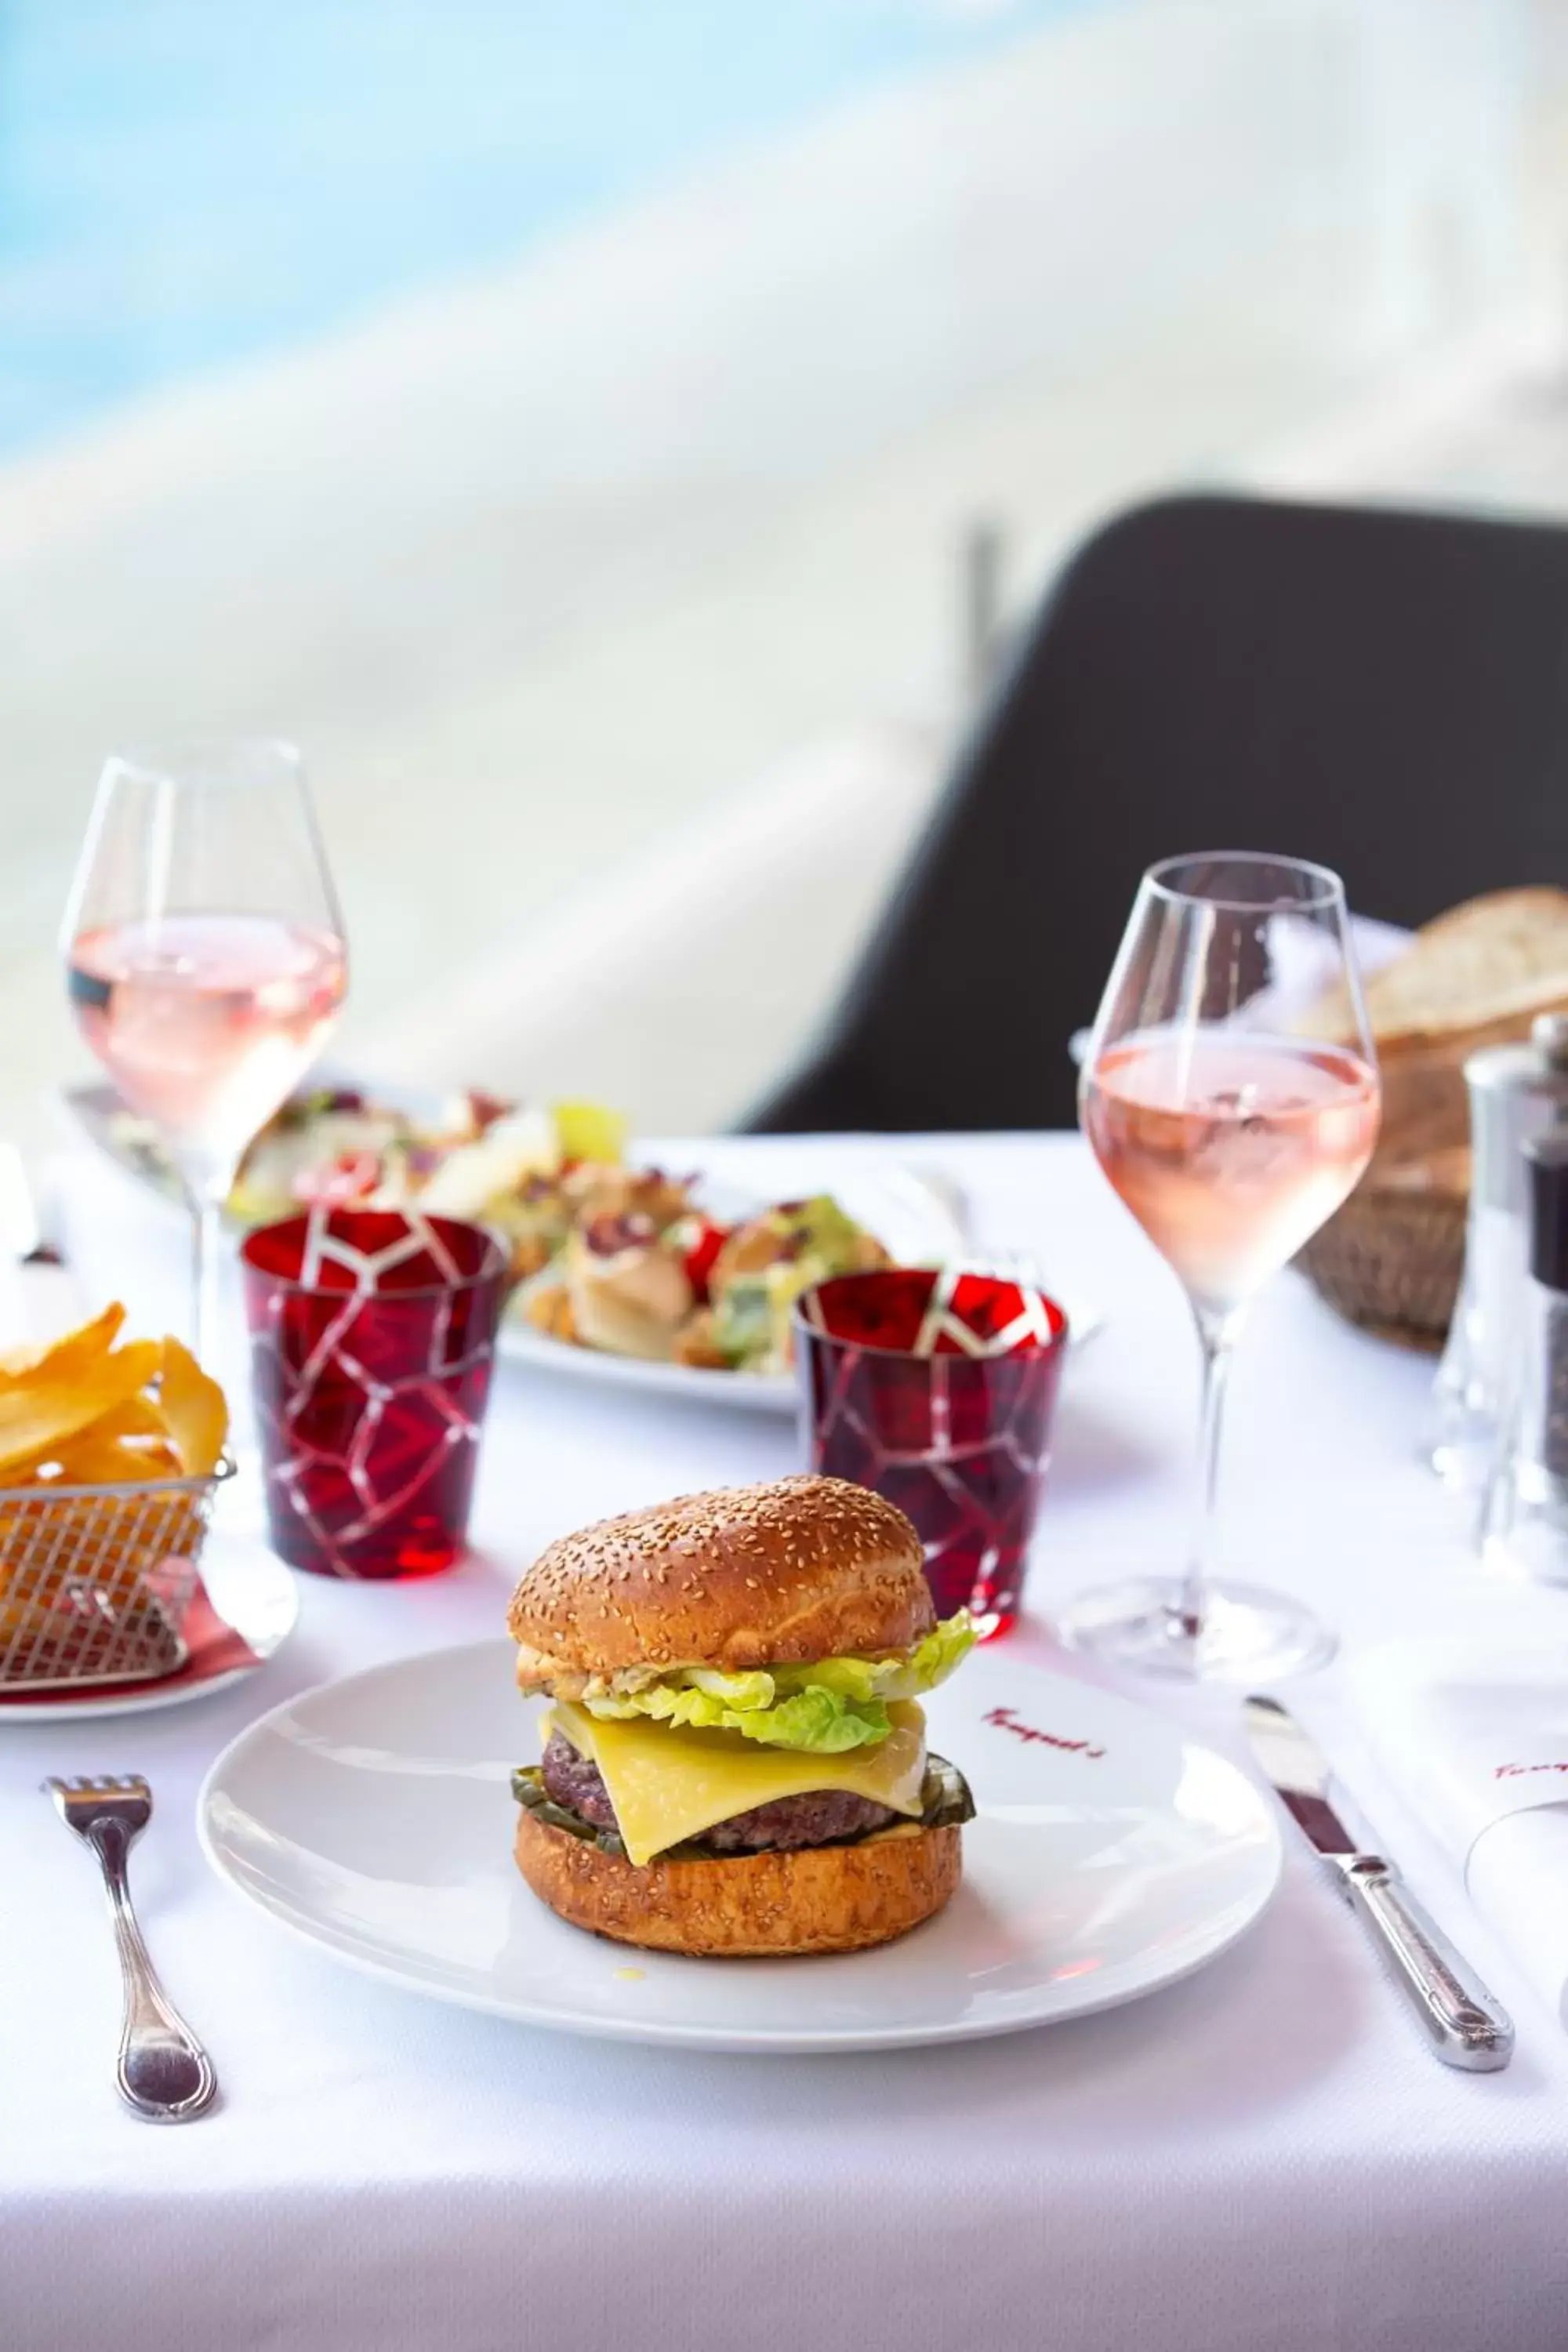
[68,914,347,1177]
[1059,850,1381,1686]
[1081,1032,1380,1316]
[62,739,345,1376]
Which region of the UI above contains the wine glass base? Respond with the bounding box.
[1055,1576,1337,1683]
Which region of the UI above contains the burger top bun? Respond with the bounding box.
[507,1475,932,1687]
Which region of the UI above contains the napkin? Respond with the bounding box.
[0,1575,260,1710]
[1350,1639,1568,2027]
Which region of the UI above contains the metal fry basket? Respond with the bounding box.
[0,1463,233,1692]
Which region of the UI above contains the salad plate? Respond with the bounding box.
[198,1640,1280,2053]
[505,1161,1082,1414]
[63,1081,1102,1413]
[500,1320,792,1411]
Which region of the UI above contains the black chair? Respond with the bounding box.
[747,492,1568,1133]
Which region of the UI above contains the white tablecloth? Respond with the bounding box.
[5,1133,1568,2352]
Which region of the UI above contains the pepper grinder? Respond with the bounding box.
[1430,1014,1568,1486]
[1480,1131,1568,1582]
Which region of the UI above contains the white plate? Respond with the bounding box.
[198,1641,1280,2052]
[0,1530,299,1722]
[503,1164,1102,1414]
[500,1322,795,1412]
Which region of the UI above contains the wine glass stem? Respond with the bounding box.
[1181,1303,1243,1644]
[193,1192,226,1374]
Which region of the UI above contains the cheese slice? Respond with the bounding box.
[547,1699,927,1866]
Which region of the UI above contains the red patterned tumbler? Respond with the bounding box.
[797,1268,1067,1639]
[241,1208,506,1580]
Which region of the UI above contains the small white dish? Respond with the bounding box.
[198,1641,1280,2053]
[0,1530,298,1722]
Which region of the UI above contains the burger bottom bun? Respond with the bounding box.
[514,1810,961,1957]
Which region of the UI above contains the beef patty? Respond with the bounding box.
[541,1726,901,1853]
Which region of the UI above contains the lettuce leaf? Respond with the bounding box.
[768,1611,975,1705]
[576,1610,975,1751]
[906,1613,978,1693]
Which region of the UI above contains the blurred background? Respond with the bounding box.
[5,0,1568,1138]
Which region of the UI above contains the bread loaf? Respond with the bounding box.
[1316,889,1568,1160]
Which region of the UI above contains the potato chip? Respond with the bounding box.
[157,1337,229,1477]
[0,1337,162,1481]
[0,1303,125,1392]
[63,1395,170,1446]
[22,1432,183,1487]
[0,1308,228,1494]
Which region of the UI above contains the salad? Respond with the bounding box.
[524,1188,890,1374]
[107,1087,889,1374]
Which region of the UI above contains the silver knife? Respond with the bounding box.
[1244,1696,1514,2072]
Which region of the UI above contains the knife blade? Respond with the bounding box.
[1244,1696,1514,2072]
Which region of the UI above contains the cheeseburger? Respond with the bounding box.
[507,1475,975,1956]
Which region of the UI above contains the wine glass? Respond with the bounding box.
[63,739,347,1371]
[1060,851,1380,1682]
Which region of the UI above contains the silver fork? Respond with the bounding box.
[44,1775,218,2122]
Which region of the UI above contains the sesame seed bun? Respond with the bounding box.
[506,1475,932,1689]
[514,1808,960,1956]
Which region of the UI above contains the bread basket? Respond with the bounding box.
[1298,1149,1468,1350]
[1298,889,1568,1348]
